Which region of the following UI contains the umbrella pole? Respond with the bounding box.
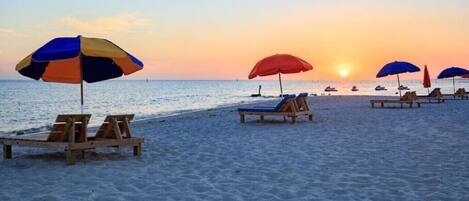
[278,73,283,96]
[397,74,402,97]
[453,77,456,94]
[80,54,84,114]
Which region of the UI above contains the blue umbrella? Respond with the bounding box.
[376,61,420,97]
[437,67,469,94]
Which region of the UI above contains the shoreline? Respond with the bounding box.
[2,95,410,136]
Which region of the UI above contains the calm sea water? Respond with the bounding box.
[0,79,467,135]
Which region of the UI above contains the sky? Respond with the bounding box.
[0,0,468,80]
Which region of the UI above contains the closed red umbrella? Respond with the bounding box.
[423,65,431,94]
[248,54,313,95]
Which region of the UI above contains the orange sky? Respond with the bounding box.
[1,1,468,80]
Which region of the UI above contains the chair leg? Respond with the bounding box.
[133,144,142,156]
[80,150,86,159]
[291,116,296,124]
[3,145,12,159]
[240,114,245,123]
[260,115,264,122]
[65,149,76,165]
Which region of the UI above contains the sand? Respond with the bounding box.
[1,96,469,201]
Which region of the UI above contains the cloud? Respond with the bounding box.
[56,13,148,35]
[0,28,19,37]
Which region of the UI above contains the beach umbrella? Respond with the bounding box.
[16,35,144,112]
[437,67,469,94]
[423,65,431,94]
[376,61,420,97]
[248,54,313,96]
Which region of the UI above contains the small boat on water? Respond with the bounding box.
[398,85,410,90]
[351,86,359,91]
[324,86,338,92]
[375,85,387,91]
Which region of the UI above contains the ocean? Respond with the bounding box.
[0,79,467,135]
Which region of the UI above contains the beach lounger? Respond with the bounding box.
[1,114,143,165]
[238,95,313,123]
[417,88,445,103]
[255,93,313,111]
[442,88,468,100]
[370,91,421,108]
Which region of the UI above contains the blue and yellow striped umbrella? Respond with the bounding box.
[16,35,144,109]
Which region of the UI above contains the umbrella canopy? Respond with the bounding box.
[16,35,144,111]
[423,65,431,88]
[249,54,312,96]
[437,67,469,79]
[376,61,420,78]
[437,67,469,93]
[376,61,420,97]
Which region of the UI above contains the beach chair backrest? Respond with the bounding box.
[296,93,310,111]
[47,114,91,143]
[456,88,466,95]
[429,88,442,97]
[95,114,135,140]
[401,91,417,101]
[275,95,296,112]
[434,88,442,97]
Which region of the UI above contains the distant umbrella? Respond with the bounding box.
[376,61,420,97]
[16,35,144,112]
[249,54,313,96]
[423,65,431,94]
[437,67,469,93]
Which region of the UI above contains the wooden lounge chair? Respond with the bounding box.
[442,88,468,100]
[1,114,143,165]
[238,95,313,123]
[417,88,445,103]
[370,91,421,108]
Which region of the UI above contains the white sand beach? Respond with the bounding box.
[1,96,469,201]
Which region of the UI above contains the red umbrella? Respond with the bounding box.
[423,65,431,94]
[248,54,313,95]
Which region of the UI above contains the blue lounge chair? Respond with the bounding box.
[238,94,313,123]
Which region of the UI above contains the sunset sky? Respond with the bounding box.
[1,0,468,80]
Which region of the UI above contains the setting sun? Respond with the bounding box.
[339,68,350,78]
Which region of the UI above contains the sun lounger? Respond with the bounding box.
[370,91,421,108]
[255,93,313,112]
[442,88,468,100]
[1,114,143,165]
[417,88,445,103]
[238,95,313,123]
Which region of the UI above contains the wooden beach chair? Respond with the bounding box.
[417,88,445,103]
[238,95,313,123]
[370,91,421,108]
[442,88,469,100]
[1,114,143,165]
